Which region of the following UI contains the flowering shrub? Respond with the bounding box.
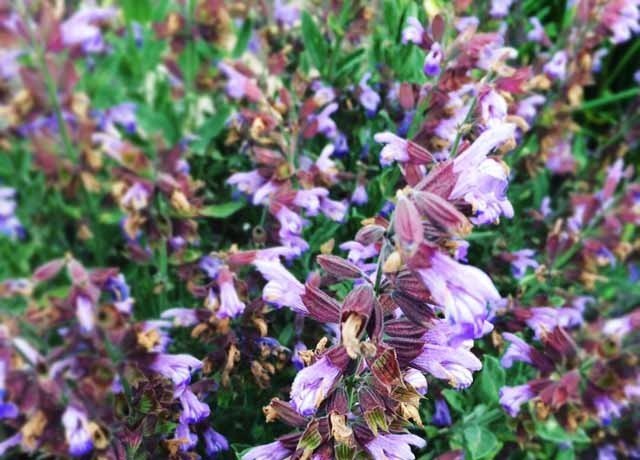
[0,0,639,459]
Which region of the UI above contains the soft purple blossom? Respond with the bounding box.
[150,353,202,395]
[179,389,210,424]
[76,296,95,334]
[320,197,348,222]
[203,427,229,456]
[339,241,378,264]
[594,395,624,425]
[510,249,539,279]
[526,307,583,339]
[404,368,428,395]
[103,103,137,133]
[451,123,517,224]
[0,50,21,80]
[516,94,546,122]
[227,170,267,197]
[592,48,609,73]
[602,0,640,44]
[423,42,443,77]
[62,406,93,457]
[290,355,342,415]
[0,362,18,420]
[200,256,222,279]
[417,249,501,339]
[60,6,116,52]
[365,432,426,460]
[161,308,199,327]
[0,433,22,456]
[174,423,198,451]
[499,384,534,416]
[374,132,410,166]
[274,0,300,27]
[253,260,307,313]
[351,183,368,205]
[455,16,480,32]
[480,90,508,128]
[294,188,329,216]
[218,63,261,101]
[314,102,339,138]
[358,73,381,115]
[602,314,634,338]
[543,51,568,80]
[598,444,618,460]
[432,398,452,427]
[490,0,514,17]
[0,187,24,240]
[218,270,246,318]
[411,322,483,388]
[501,332,535,367]
[402,17,424,44]
[120,182,150,211]
[242,440,291,460]
[527,17,546,43]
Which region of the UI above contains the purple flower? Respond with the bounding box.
[0,433,21,456]
[161,308,199,327]
[0,49,21,80]
[411,322,483,388]
[294,188,329,216]
[490,0,514,18]
[150,353,202,395]
[76,296,95,334]
[218,63,261,101]
[174,423,197,451]
[290,354,343,415]
[358,73,381,115]
[543,51,568,81]
[516,94,546,123]
[203,427,229,456]
[242,440,292,460]
[351,183,368,205]
[276,206,306,236]
[526,307,583,339]
[480,90,508,128]
[598,444,618,460]
[432,398,452,427]
[292,341,307,370]
[311,81,336,105]
[253,260,307,313]
[0,187,24,240]
[501,332,535,367]
[314,102,339,138]
[374,132,410,166]
[404,369,428,395]
[217,268,246,318]
[603,313,635,339]
[365,432,426,460]
[120,182,150,211]
[62,406,93,457]
[450,123,516,224]
[417,249,501,339]
[423,42,443,77]
[0,363,17,420]
[320,197,348,222]
[594,395,624,425]
[227,170,267,197]
[510,249,539,279]
[402,17,424,44]
[103,103,137,133]
[179,389,210,424]
[274,0,300,27]
[527,17,546,43]
[499,384,534,416]
[602,0,640,44]
[200,255,222,279]
[60,6,116,52]
[339,241,378,264]
[455,16,480,32]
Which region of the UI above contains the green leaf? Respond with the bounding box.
[192,106,232,154]
[233,19,254,58]
[200,201,245,218]
[463,426,501,460]
[442,389,466,413]
[121,0,152,22]
[301,12,328,72]
[474,356,506,404]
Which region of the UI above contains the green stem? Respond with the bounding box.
[574,87,640,112]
